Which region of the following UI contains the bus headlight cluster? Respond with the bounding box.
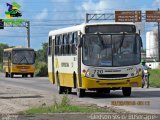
[85,69,94,77]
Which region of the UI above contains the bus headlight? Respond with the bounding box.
[86,69,92,77]
[85,69,94,77]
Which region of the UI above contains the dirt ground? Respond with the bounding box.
[0,83,61,114]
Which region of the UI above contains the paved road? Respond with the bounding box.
[0,73,160,114]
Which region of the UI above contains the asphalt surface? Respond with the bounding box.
[0,73,160,114]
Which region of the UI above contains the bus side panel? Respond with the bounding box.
[59,73,73,87]
[54,56,77,88]
[3,61,8,73]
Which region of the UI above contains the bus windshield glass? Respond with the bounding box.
[83,34,141,67]
[12,50,35,64]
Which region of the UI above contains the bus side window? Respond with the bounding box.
[72,32,78,55]
[48,36,52,56]
[63,34,69,55]
[55,36,58,55]
[59,35,63,55]
[66,34,69,55]
[69,32,73,55]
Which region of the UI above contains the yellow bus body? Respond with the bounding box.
[3,47,35,77]
[48,72,142,89]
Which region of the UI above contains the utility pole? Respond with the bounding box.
[158,8,160,61]
[26,21,30,48]
[85,13,89,23]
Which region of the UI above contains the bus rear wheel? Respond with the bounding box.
[66,87,72,94]
[58,85,65,94]
[77,88,85,97]
[122,87,131,97]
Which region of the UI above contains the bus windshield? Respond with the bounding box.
[83,34,141,67]
[12,50,35,64]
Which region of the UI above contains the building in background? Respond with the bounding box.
[146,30,160,69]
[146,30,158,59]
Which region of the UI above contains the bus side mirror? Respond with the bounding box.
[140,36,143,47]
[78,36,83,48]
[136,34,143,48]
[8,53,11,59]
[34,53,36,58]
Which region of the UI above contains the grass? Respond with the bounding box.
[149,69,160,88]
[24,105,111,114]
[23,94,113,115]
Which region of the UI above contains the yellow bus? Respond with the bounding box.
[48,22,143,97]
[3,47,36,78]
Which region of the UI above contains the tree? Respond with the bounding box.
[0,43,9,63]
[36,43,48,63]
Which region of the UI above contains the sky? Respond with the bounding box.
[0,0,160,50]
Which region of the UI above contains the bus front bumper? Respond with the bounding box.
[11,65,35,74]
[81,75,142,89]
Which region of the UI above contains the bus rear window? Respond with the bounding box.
[85,25,136,33]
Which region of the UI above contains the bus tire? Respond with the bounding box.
[96,89,104,94]
[66,87,72,94]
[106,89,110,94]
[22,74,25,77]
[77,88,85,97]
[58,86,65,94]
[5,72,8,77]
[56,72,65,94]
[25,74,28,77]
[10,73,14,78]
[122,87,131,97]
[31,74,34,77]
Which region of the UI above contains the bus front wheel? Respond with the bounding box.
[5,72,8,77]
[10,73,14,78]
[77,88,85,97]
[122,87,131,97]
[30,74,34,77]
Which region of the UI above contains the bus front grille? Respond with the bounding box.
[16,66,30,69]
[97,74,128,78]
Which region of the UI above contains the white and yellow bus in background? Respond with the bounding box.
[48,22,143,97]
[3,47,36,78]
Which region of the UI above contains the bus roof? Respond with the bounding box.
[4,47,34,52]
[49,22,135,36]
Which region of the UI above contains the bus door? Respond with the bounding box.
[48,36,55,84]
[7,52,11,75]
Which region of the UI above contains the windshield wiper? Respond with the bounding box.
[119,32,126,50]
[96,32,105,48]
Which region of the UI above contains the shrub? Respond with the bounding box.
[35,62,48,77]
[0,63,2,72]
